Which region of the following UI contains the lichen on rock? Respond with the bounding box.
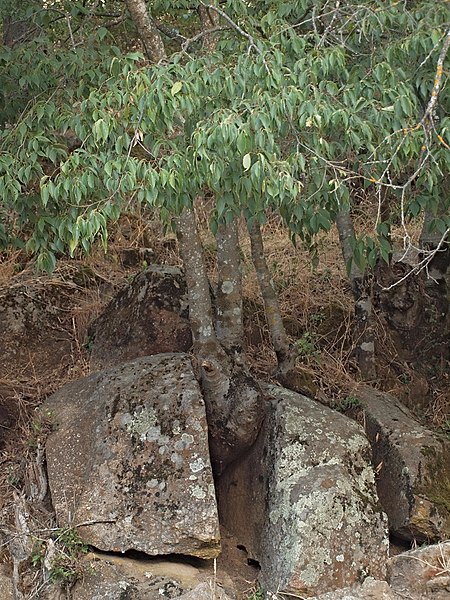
[42,353,220,559]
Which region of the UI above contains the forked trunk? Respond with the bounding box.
[176,208,264,474]
[125,0,265,473]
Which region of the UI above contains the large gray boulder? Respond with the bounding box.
[352,385,450,542]
[218,385,388,597]
[89,266,192,371]
[42,354,220,559]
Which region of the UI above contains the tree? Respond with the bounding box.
[0,0,449,468]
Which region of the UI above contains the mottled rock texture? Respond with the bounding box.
[71,553,204,600]
[89,266,191,371]
[353,385,450,542]
[43,354,220,559]
[388,541,450,600]
[218,385,388,597]
[309,577,395,599]
[177,582,233,600]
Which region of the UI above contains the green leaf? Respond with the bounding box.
[243,153,251,171]
[171,81,183,96]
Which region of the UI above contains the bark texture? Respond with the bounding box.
[125,0,167,62]
[176,208,265,474]
[249,220,298,384]
[198,4,219,53]
[216,218,244,353]
[336,207,377,381]
[175,208,216,349]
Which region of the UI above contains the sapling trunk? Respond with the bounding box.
[216,217,244,354]
[248,219,297,381]
[336,207,377,381]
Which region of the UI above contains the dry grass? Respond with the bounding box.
[0,204,448,598]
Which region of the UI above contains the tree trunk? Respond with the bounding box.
[248,219,301,384]
[176,208,264,474]
[216,218,244,354]
[125,0,265,474]
[124,0,167,62]
[336,207,377,381]
[175,208,216,350]
[198,4,219,53]
[418,204,449,368]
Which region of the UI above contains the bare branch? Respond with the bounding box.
[199,1,267,65]
[381,228,449,291]
[420,28,450,129]
[182,25,230,52]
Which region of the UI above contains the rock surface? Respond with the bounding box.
[43,353,220,558]
[387,541,450,600]
[177,582,233,600]
[218,384,389,597]
[353,385,450,542]
[89,266,191,371]
[0,272,89,447]
[308,577,396,599]
[71,553,203,600]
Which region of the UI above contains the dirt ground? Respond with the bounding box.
[0,211,448,597]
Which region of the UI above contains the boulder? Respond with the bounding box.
[177,582,233,600]
[42,354,220,559]
[0,275,83,383]
[309,577,396,599]
[89,266,191,371]
[388,541,450,600]
[70,553,203,600]
[218,385,389,597]
[352,385,450,542]
[0,272,88,448]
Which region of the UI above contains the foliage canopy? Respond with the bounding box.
[0,0,449,272]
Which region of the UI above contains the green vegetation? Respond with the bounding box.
[0,1,448,272]
[331,395,362,413]
[31,526,89,584]
[295,332,321,362]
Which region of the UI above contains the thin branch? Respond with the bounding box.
[65,15,76,51]
[381,228,449,291]
[420,28,450,129]
[182,25,229,52]
[199,1,268,69]
[154,20,187,44]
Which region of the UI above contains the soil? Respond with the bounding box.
[0,216,448,597]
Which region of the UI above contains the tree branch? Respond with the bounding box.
[199,1,266,60]
[124,0,167,63]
